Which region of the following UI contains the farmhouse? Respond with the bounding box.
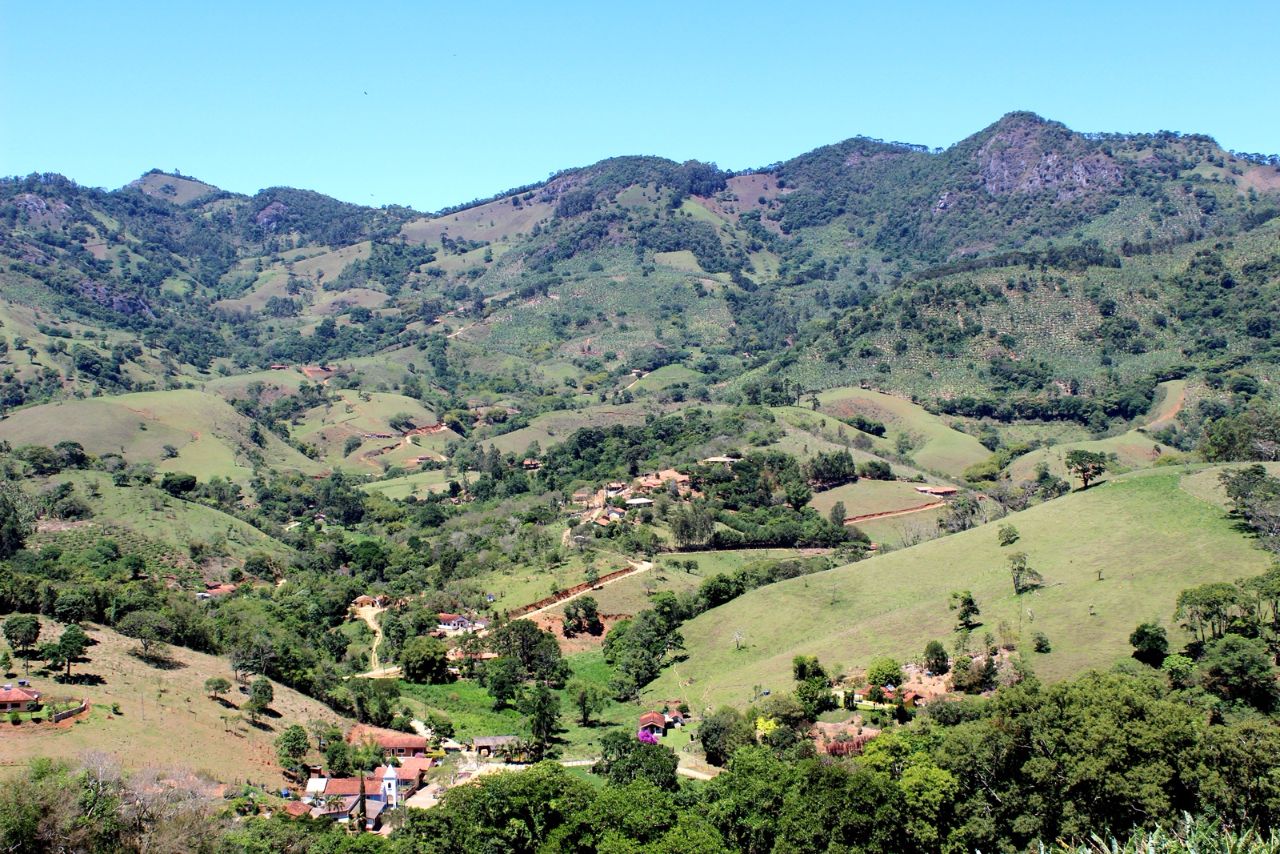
[522,458,542,471]
[437,613,486,632]
[346,724,429,757]
[638,711,666,737]
[0,684,41,712]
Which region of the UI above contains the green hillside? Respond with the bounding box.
[0,389,324,482]
[647,466,1276,708]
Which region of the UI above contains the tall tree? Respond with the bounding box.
[1064,449,1109,489]
[3,614,39,674]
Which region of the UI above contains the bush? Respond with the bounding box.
[1033,632,1052,653]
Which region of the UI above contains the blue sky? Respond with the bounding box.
[2,1,1276,211]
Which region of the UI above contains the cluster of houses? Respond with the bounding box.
[291,728,444,829]
[285,726,532,828]
[574,467,705,528]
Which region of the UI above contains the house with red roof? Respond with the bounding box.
[0,685,41,712]
[638,711,666,737]
[346,724,430,757]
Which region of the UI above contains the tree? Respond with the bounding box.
[518,684,561,760]
[565,679,606,727]
[949,590,981,631]
[204,677,232,701]
[699,706,754,766]
[997,523,1020,547]
[1162,654,1195,688]
[116,611,172,659]
[593,730,679,791]
[1199,634,1278,711]
[56,624,88,679]
[669,502,716,549]
[159,472,198,497]
[791,655,827,682]
[794,677,836,720]
[0,490,29,558]
[828,501,847,528]
[0,650,10,675]
[1065,450,1109,489]
[485,656,522,710]
[325,740,353,776]
[1129,622,1169,667]
[3,614,39,673]
[401,636,450,684]
[275,724,311,775]
[563,596,604,637]
[924,640,949,675]
[250,677,274,711]
[866,657,903,688]
[1007,552,1043,594]
[784,479,812,511]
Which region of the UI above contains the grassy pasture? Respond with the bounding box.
[0,390,323,483]
[809,480,942,518]
[1005,430,1174,483]
[486,404,656,456]
[38,471,292,564]
[815,387,988,477]
[0,619,350,783]
[647,467,1275,710]
[360,468,475,500]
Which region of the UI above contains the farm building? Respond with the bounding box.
[0,685,41,712]
[915,485,959,497]
[437,613,486,632]
[346,724,430,757]
[638,712,666,737]
[472,735,518,757]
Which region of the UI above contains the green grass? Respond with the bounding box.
[486,403,655,457]
[1004,430,1175,483]
[809,480,941,518]
[360,468,473,500]
[0,389,323,483]
[548,561,706,616]
[399,651,662,760]
[41,471,292,564]
[647,467,1276,710]
[629,364,704,393]
[814,387,988,477]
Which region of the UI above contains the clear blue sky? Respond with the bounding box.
[2,1,1276,211]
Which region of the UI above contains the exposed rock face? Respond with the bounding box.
[254,200,288,230]
[13,193,72,227]
[977,120,1121,199]
[75,278,156,320]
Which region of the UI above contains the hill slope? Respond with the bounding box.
[648,466,1275,708]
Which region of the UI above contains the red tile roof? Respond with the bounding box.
[282,800,311,818]
[323,777,371,797]
[346,724,428,751]
[0,686,40,704]
[639,712,666,729]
